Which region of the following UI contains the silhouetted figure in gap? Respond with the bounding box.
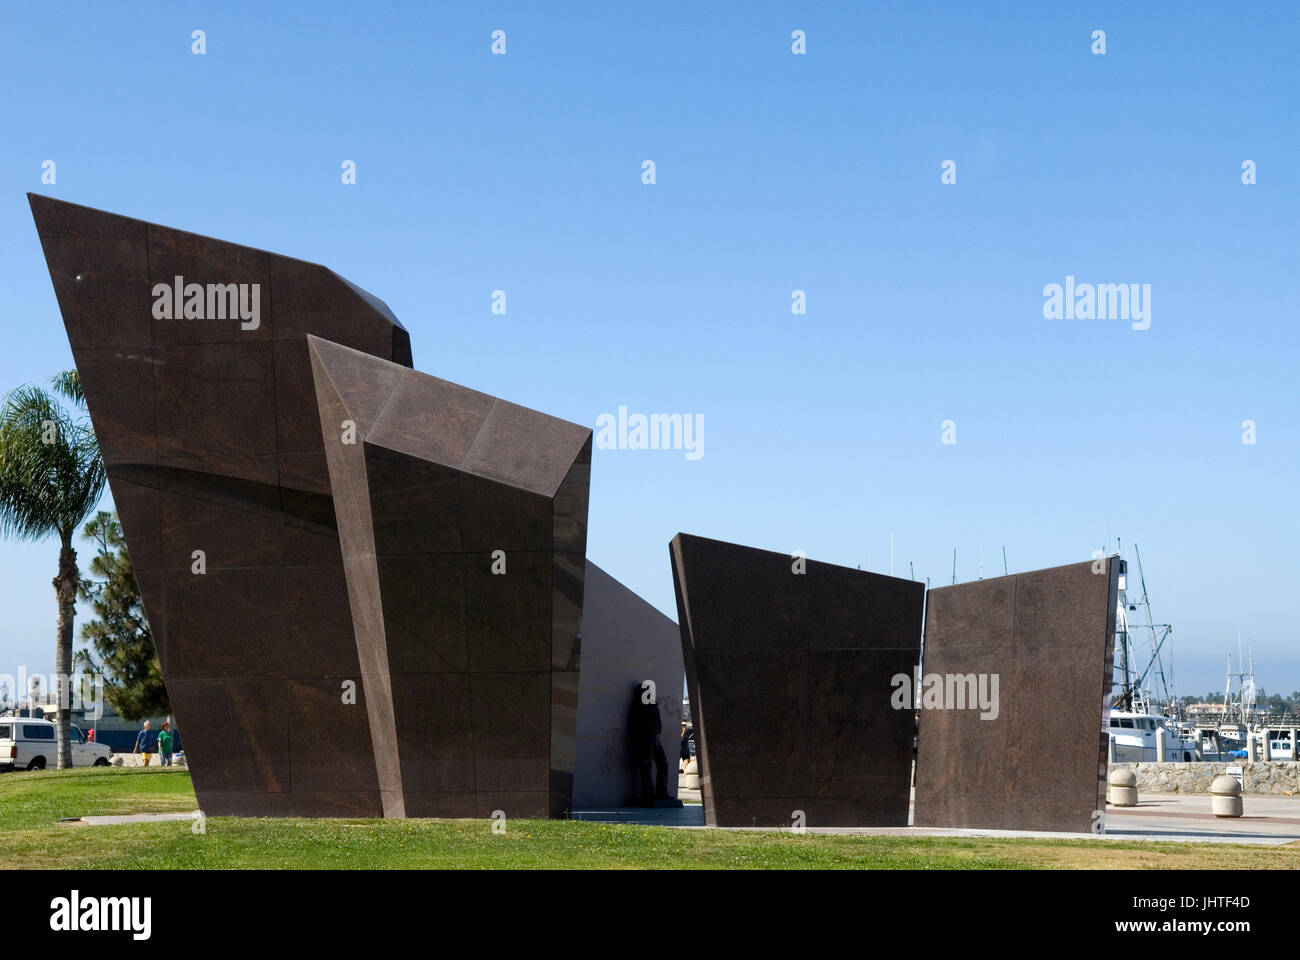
[628,683,670,807]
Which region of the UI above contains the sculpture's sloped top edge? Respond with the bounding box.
[337,274,406,333]
[926,556,1113,594]
[27,193,406,333]
[585,559,678,629]
[670,531,924,587]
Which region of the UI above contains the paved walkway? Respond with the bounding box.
[574,792,1300,845]
[1098,793,1300,845]
[573,806,706,827]
[72,812,196,826]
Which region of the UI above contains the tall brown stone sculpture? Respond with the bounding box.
[29,194,411,816]
[308,336,592,818]
[670,533,924,827]
[914,558,1121,833]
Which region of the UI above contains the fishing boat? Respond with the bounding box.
[1108,708,1198,762]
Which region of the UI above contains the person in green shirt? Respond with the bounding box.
[158,720,174,767]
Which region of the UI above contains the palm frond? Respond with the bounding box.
[0,382,106,544]
[50,370,84,407]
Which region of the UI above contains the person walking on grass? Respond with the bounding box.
[157,720,174,767]
[133,719,154,766]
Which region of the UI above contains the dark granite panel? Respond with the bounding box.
[158,568,289,681]
[154,341,278,460]
[288,677,380,793]
[911,643,1011,810]
[156,454,279,489]
[74,346,157,464]
[375,554,469,675]
[34,235,152,349]
[914,558,1120,833]
[691,648,812,799]
[463,550,552,673]
[365,444,463,555]
[390,674,475,793]
[809,648,917,799]
[277,452,334,500]
[282,565,366,678]
[194,792,294,818]
[273,339,325,456]
[469,672,551,794]
[148,225,272,344]
[157,485,285,571]
[402,793,480,819]
[168,678,290,795]
[288,792,384,818]
[458,472,552,554]
[474,793,550,820]
[712,796,908,829]
[278,495,341,567]
[671,533,923,827]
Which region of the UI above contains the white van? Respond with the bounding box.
[0,718,111,771]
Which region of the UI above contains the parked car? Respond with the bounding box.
[0,718,111,771]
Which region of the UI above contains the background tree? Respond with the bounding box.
[75,510,168,719]
[0,371,105,768]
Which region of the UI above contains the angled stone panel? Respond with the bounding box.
[573,561,685,808]
[914,558,1120,833]
[30,194,411,817]
[669,533,924,827]
[309,336,592,818]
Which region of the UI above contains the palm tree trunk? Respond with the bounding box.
[53,540,78,770]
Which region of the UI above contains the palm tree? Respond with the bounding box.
[0,371,105,769]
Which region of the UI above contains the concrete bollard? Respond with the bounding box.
[1107,735,1117,764]
[1264,732,1272,762]
[1156,729,1165,763]
[1248,734,1257,762]
[681,757,700,790]
[1107,767,1138,807]
[1290,729,1297,762]
[1211,774,1243,818]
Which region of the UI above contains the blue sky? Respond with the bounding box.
[1,2,1296,697]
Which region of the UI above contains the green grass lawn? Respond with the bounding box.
[1,766,1296,869]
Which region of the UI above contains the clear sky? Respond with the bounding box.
[1,2,1296,698]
